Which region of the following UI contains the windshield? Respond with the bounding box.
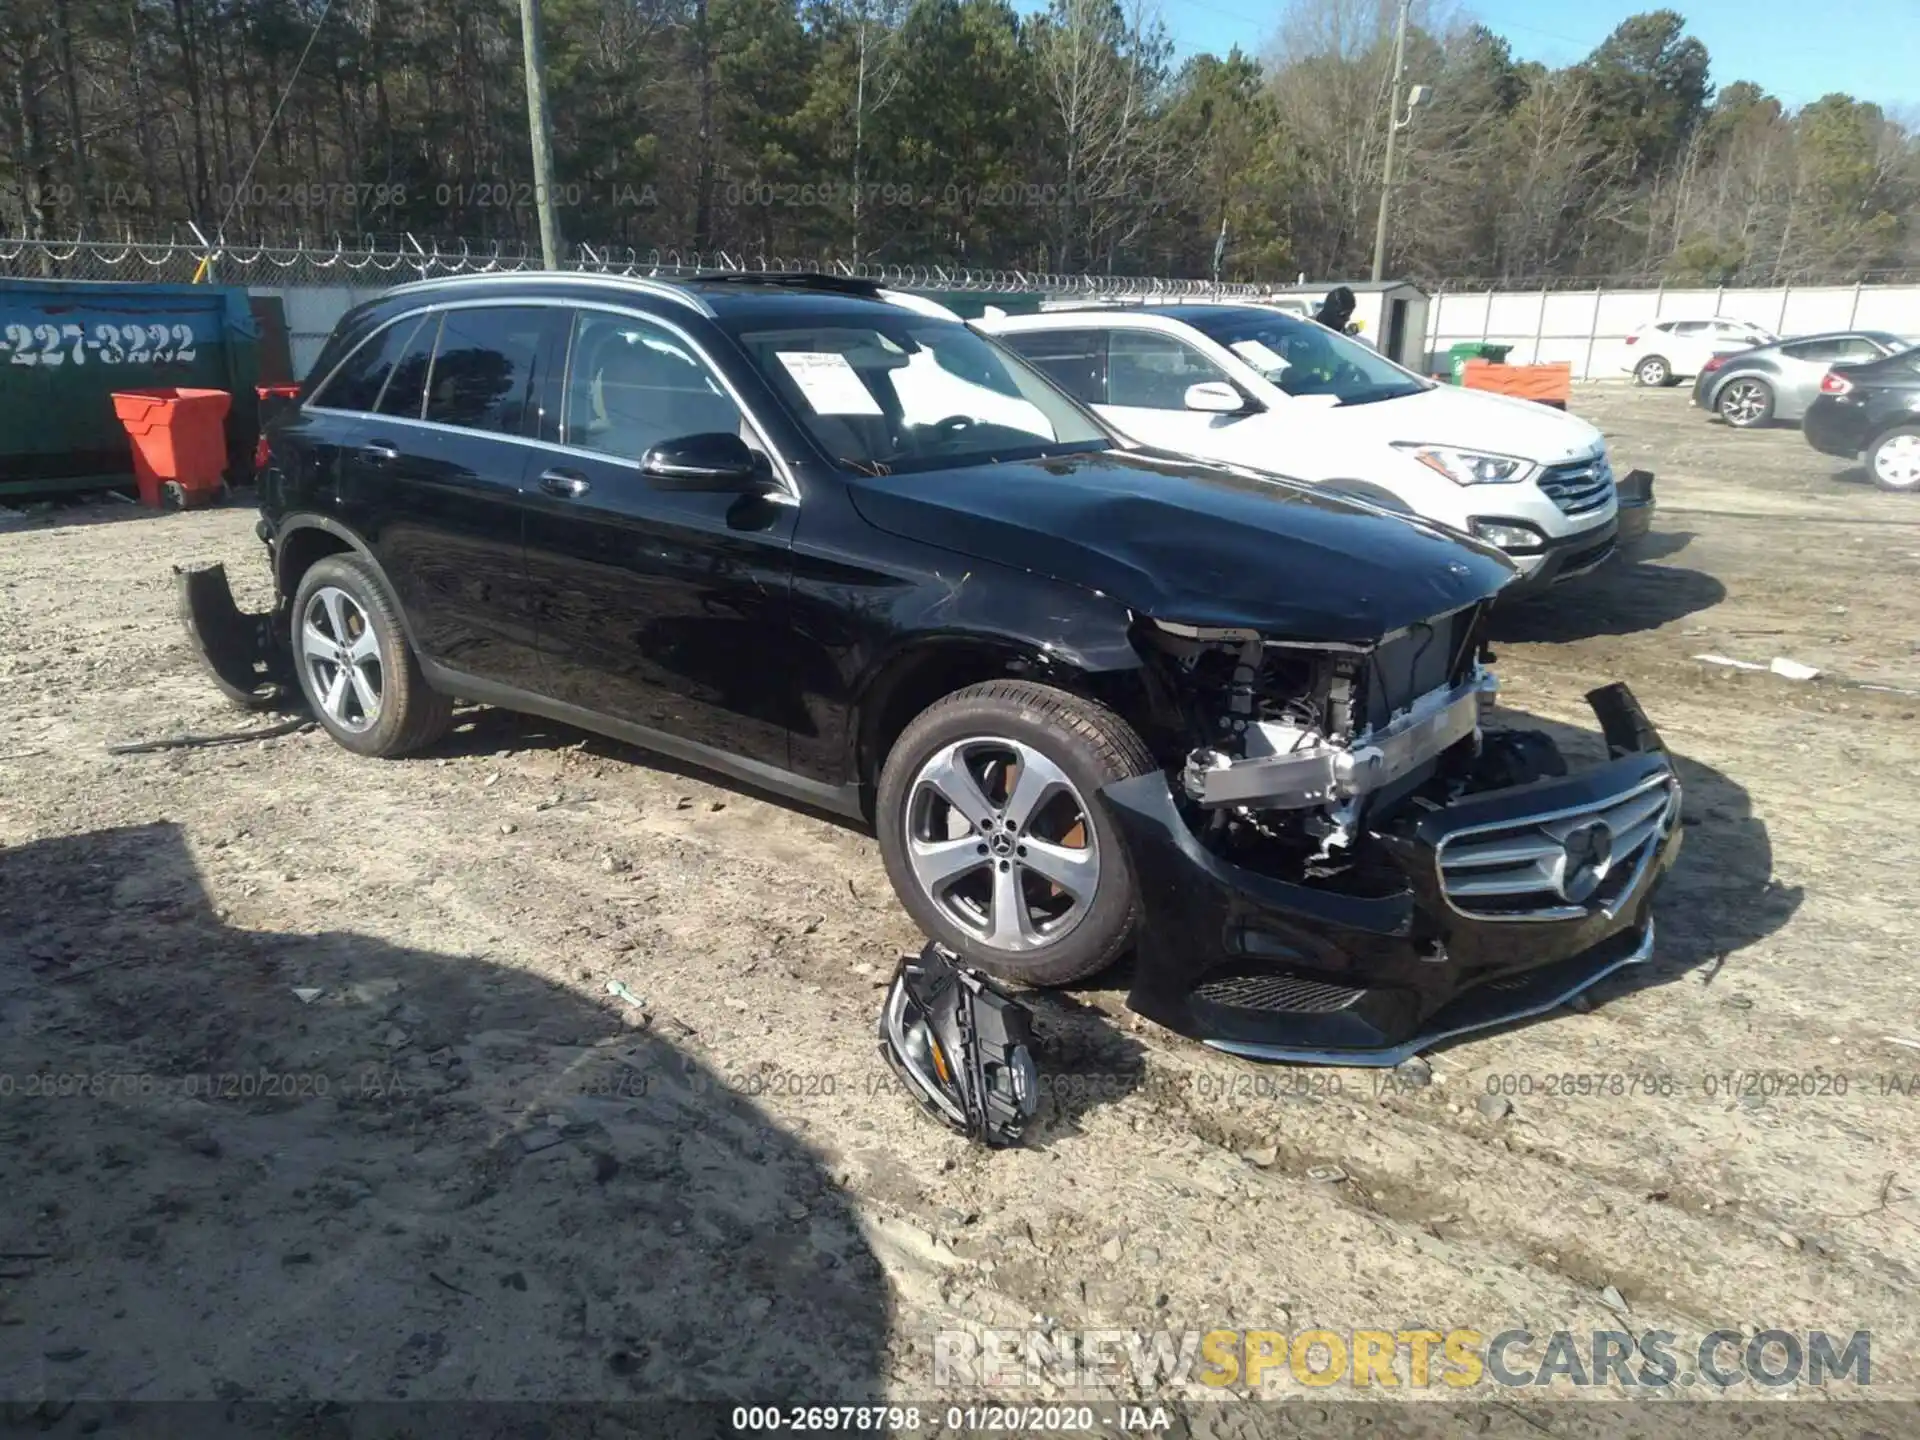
[1186,308,1431,406]
[728,316,1112,474]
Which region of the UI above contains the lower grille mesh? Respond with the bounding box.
[1192,971,1366,1014]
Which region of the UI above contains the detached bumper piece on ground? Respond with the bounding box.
[1104,683,1680,1067]
[879,944,1039,1147]
[176,561,296,711]
[1614,468,1656,545]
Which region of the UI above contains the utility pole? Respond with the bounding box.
[518,0,564,269]
[1370,0,1411,284]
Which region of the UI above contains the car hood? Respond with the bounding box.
[844,449,1512,642]
[1308,383,1605,465]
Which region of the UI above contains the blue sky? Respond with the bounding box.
[1148,0,1919,111]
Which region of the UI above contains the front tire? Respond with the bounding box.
[1634,355,1671,387]
[1718,377,1774,428]
[1868,426,1920,493]
[876,680,1154,987]
[291,553,453,757]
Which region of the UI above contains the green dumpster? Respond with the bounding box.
[0,279,261,500]
[1447,341,1514,383]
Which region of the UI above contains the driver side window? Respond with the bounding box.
[1106,330,1233,410]
[561,310,744,461]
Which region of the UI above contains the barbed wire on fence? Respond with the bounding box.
[9,231,1914,304]
[0,231,1268,298]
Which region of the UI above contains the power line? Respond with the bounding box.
[215,0,339,236]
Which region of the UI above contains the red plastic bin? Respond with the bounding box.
[111,387,232,508]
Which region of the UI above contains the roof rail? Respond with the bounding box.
[380,270,714,317]
[686,271,884,299]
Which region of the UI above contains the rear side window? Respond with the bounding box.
[1106,330,1233,409]
[425,306,548,435]
[1832,336,1884,362]
[1782,338,1843,362]
[377,313,441,418]
[999,329,1108,406]
[312,314,426,412]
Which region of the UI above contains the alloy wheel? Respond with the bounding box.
[903,736,1099,952]
[1636,358,1668,386]
[1720,380,1769,425]
[300,585,383,732]
[1876,433,1920,490]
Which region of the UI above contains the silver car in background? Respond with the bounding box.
[1693,330,1912,428]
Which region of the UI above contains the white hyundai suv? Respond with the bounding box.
[978,304,1642,595]
[1619,317,1777,387]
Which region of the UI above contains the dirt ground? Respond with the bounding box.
[4,381,1920,1434]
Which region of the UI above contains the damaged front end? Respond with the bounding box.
[1109,611,1680,1065]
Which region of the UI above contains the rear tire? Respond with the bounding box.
[1868,426,1920,493]
[291,553,453,757]
[1633,355,1671,387]
[876,680,1155,987]
[1718,377,1774,428]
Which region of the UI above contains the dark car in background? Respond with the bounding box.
[1692,330,1910,428]
[228,270,1680,1065]
[1803,346,1920,492]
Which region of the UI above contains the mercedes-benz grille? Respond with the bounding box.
[1436,772,1679,921]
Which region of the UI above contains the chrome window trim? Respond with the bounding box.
[302,296,799,503]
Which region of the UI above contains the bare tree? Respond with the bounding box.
[1034,0,1170,271]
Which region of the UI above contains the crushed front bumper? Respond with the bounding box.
[1100,683,1680,1066]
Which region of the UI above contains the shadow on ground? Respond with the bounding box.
[1489,539,1726,643]
[0,823,889,1415]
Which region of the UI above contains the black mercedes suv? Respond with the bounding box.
[227,270,1680,1065]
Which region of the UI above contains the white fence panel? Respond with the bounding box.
[1427,282,1920,378]
[256,284,384,379]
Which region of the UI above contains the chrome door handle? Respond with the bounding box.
[539,468,591,499]
[362,440,399,462]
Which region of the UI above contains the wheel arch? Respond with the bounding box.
[853,633,1154,796]
[274,515,422,649]
[1868,417,1920,450]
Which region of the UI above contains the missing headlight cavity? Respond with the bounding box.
[1139,609,1494,869]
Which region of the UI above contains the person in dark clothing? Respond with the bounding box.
[1314,285,1357,334]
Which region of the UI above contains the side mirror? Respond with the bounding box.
[641,432,776,492]
[1184,380,1255,415]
